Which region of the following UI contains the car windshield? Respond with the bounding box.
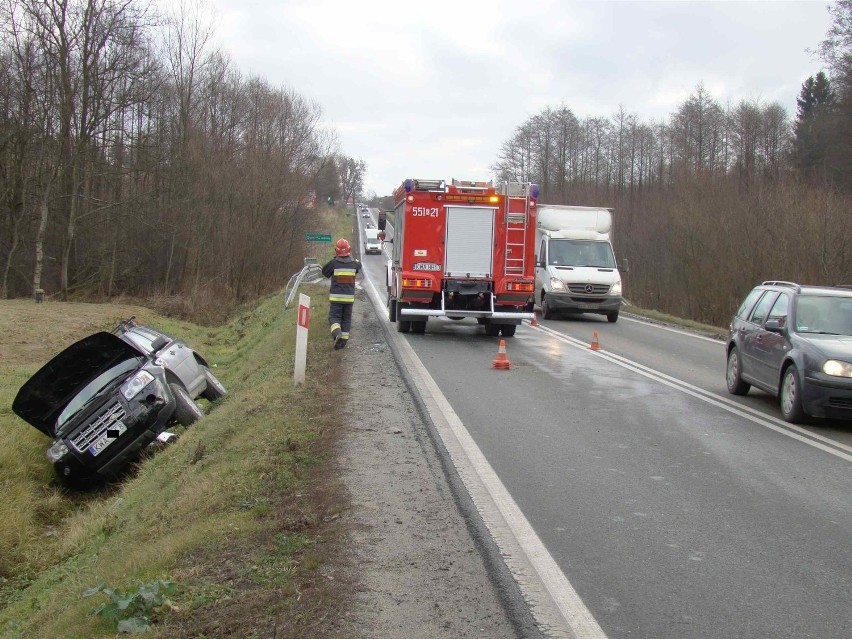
[548,240,616,268]
[794,295,852,335]
[56,358,142,432]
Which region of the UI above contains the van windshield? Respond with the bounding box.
[548,240,615,268]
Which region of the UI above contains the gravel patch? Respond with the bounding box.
[326,291,524,638]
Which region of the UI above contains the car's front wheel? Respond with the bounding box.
[726,348,751,395]
[201,366,227,402]
[780,365,806,423]
[541,294,554,320]
[170,383,203,426]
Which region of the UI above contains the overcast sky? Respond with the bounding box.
[203,0,834,197]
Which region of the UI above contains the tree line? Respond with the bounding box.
[493,2,852,327]
[0,0,365,312]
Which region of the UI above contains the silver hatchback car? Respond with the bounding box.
[13,316,227,486]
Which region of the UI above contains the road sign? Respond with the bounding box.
[305,233,332,242]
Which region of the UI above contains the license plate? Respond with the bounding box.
[413,262,441,271]
[89,421,127,457]
[577,303,598,310]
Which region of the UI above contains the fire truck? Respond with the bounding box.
[380,178,538,336]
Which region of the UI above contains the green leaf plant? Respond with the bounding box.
[84,579,177,633]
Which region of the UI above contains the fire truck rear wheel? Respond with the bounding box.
[396,304,411,333]
[500,324,517,337]
[412,321,426,335]
[484,322,501,337]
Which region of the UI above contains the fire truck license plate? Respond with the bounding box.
[413,262,441,271]
[89,421,127,456]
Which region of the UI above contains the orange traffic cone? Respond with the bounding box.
[530,313,540,327]
[590,331,600,351]
[492,339,512,370]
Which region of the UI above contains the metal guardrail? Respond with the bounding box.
[284,261,324,310]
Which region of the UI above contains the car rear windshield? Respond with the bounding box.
[735,288,765,319]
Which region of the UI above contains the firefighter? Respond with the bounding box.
[321,238,362,350]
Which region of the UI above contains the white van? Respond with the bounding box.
[535,205,626,322]
[364,227,382,255]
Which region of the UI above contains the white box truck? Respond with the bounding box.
[364,227,382,255]
[534,205,626,322]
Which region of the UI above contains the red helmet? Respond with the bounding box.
[335,238,351,256]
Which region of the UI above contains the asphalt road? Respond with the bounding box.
[355,211,852,639]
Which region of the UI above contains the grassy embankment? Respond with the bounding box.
[621,304,728,339]
[0,213,354,638]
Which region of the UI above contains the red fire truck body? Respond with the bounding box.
[383,178,538,336]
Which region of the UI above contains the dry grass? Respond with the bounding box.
[623,303,728,339]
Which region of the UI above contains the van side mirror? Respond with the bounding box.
[620,258,629,273]
[151,336,169,351]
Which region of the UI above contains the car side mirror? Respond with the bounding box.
[536,260,545,268]
[764,318,784,333]
[620,258,630,273]
[151,336,169,351]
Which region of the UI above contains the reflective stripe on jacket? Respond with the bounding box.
[322,255,361,303]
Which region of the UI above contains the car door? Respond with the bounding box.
[750,292,790,390]
[740,291,778,386]
[158,339,205,395]
[128,328,204,395]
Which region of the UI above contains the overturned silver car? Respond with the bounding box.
[12,317,226,487]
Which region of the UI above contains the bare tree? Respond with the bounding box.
[338,155,366,208]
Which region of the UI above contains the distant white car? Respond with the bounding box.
[362,212,370,218]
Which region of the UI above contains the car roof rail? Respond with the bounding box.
[761,280,800,291]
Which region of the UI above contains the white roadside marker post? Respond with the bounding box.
[294,293,310,385]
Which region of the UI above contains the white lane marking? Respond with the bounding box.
[619,313,725,344]
[363,277,607,639]
[530,322,852,462]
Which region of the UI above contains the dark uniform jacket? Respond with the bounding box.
[322,255,362,303]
